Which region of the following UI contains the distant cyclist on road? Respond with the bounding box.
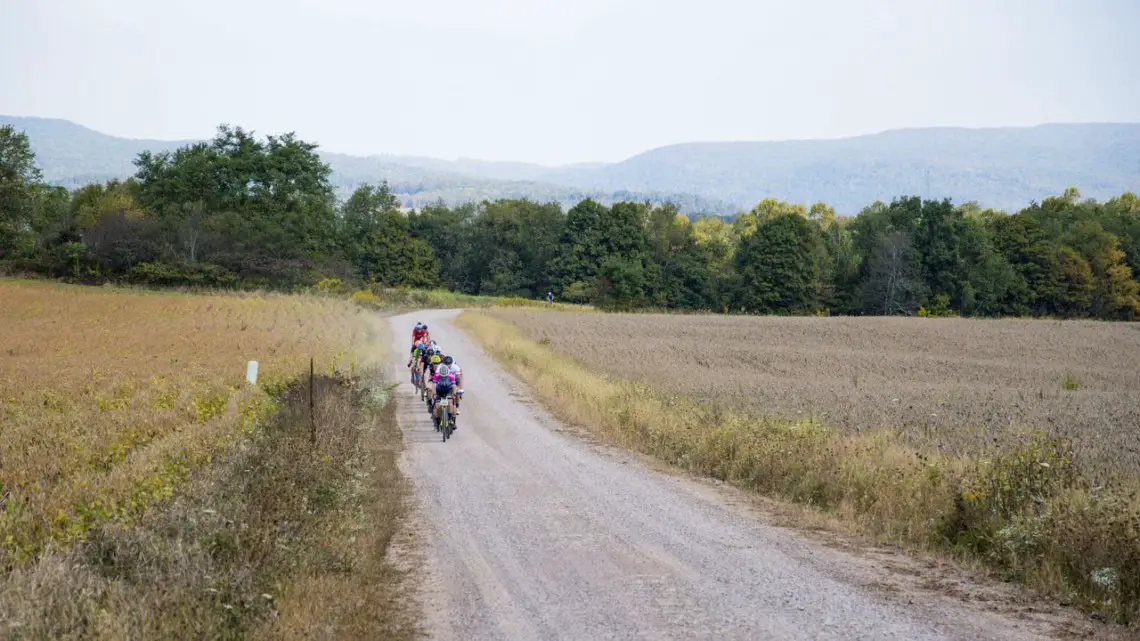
[428,352,443,385]
[408,337,427,372]
[419,343,435,377]
[426,352,444,414]
[412,322,429,346]
[432,362,459,429]
[442,355,463,415]
[546,291,555,306]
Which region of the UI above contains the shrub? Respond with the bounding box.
[126,261,237,287]
[313,278,350,295]
[1061,371,1083,391]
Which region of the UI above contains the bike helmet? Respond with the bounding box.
[415,322,424,330]
[443,356,454,365]
[437,364,451,377]
[430,355,442,365]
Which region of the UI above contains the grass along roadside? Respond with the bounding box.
[456,310,1140,627]
[0,368,417,639]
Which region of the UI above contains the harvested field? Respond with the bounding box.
[0,279,415,639]
[0,279,378,564]
[488,310,1140,479]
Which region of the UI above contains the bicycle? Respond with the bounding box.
[436,394,455,442]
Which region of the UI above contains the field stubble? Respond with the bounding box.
[489,310,1140,479]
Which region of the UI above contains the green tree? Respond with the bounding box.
[408,201,476,291]
[808,202,837,230]
[734,213,824,313]
[340,184,437,287]
[0,125,45,258]
[858,229,927,315]
[1086,235,1140,319]
[466,200,564,298]
[551,199,648,303]
[734,198,807,238]
[134,125,338,279]
[819,217,859,313]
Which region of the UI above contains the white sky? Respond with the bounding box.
[2,0,1138,165]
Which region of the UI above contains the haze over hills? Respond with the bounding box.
[1,116,740,217]
[3,115,1138,216]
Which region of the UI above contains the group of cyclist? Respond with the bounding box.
[408,321,464,429]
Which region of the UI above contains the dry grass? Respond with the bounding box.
[461,310,1140,627]
[488,310,1140,481]
[0,279,415,639]
[0,279,377,563]
[0,375,416,640]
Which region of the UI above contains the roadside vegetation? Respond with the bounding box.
[459,310,1140,627]
[309,277,588,313]
[0,280,416,639]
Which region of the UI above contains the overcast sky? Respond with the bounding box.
[2,0,1138,165]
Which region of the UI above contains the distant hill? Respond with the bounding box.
[534,124,1140,213]
[0,117,191,189]
[0,116,739,217]
[4,116,1138,215]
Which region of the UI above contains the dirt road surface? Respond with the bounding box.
[389,310,1110,641]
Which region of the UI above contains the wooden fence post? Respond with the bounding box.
[309,356,316,446]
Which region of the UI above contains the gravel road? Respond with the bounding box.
[389,310,1103,641]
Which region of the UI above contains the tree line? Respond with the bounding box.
[2,124,1138,319]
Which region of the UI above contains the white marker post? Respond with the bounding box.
[246,360,259,385]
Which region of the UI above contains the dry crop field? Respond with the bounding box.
[488,309,1140,480]
[0,279,378,566]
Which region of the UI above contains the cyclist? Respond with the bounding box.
[408,339,427,386]
[419,341,437,375]
[412,322,428,345]
[432,362,459,429]
[425,353,443,413]
[408,337,426,369]
[442,355,463,415]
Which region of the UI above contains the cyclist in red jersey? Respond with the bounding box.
[412,322,428,345]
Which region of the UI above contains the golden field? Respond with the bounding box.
[463,310,1140,625]
[0,280,416,639]
[488,310,1140,479]
[0,280,376,563]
